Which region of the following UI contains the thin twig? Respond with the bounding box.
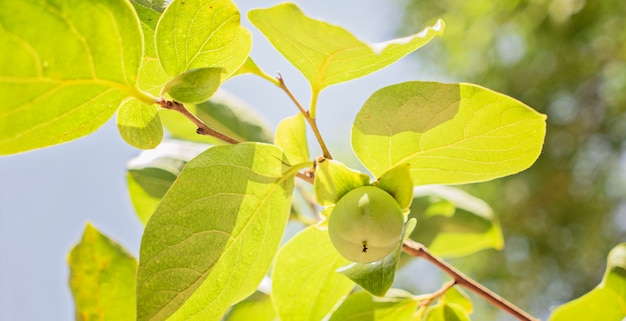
[402,239,540,321]
[276,73,333,160]
[156,98,240,144]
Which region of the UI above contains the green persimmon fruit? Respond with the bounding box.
[328,186,404,263]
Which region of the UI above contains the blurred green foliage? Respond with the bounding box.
[400,0,626,318]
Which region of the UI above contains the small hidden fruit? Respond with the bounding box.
[328,186,404,263]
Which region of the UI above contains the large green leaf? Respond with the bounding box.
[329,290,418,321]
[155,0,251,78]
[248,3,443,94]
[160,90,273,144]
[352,81,547,185]
[549,243,626,321]
[68,223,137,321]
[126,139,208,224]
[0,0,148,155]
[272,226,354,321]
[136,143,295,321]
[408,186,503,258]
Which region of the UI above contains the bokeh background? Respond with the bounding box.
[1,0,625,320]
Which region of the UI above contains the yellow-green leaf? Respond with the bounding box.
[248,3,443,94]
[162,68,222,104]
[314,159,370,206]
[156,0,251,78]
[117,98,163,149]
[68,223,137,321]
[549,243,626,321]
[136,143,295,321]
[409,186,503,258]
[0,0,147,155]
[352,81,547,185]
[275,113,310,165]
[272,226,353,321]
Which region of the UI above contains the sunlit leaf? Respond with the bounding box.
[132,0,166,13]
[156,0,251,78]
[136,143,295,321]
[275,113,310,165]
[126,140,208,224]
[549,243,626,321]
[409,186,503,258]
[248,3,444,93]
[376,163,414,210]
[117,98,163,149]
[352,82,547,185]
[68,223,137,321]
[223,292,276,321]
[329,290,418,321]
[0,0,148,155]
[131,0,161,58]
[424,302,471,321]
[314,159,370,206]
[160,90,273,144]
[162,67,222,104]
[272,226,353,321]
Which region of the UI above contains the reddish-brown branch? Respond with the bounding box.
[156,99,240,145]
[402,239,540,321]
[276,74,333,160]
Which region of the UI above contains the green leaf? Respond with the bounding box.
[162,68,222,104]
[248,3,444,94]
[160,90,273,144]
[126,140,208,224]
[314,159,371,206]
[155,0,251,78]
[68,223,137,321]
[136,143,295,321]
[329,290,418,321]
[274,113,310,165]
[409,186,503,258]
[549,243,626,321]
[442,287,473,314]
[338,219,416,297]
[117,98,163,149]
[352,81,547,185]
[223,292,276,321]
[0,0,148,155]
[424,302,471,321]
[131,0,161,58]
[376,164,414,210]
[229,57,279,85]
[272,226,354,321]
[132,0,166,13]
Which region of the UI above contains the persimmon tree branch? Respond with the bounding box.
[276,73,333,160]
[402,239,540,321]
[156,98,240,144]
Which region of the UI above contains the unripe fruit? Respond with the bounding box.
[328,186,404,263]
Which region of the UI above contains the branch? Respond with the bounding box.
[156,98,316,184]
[402,239,540,321]
[156,98,240,145]
[276,74,333,160]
